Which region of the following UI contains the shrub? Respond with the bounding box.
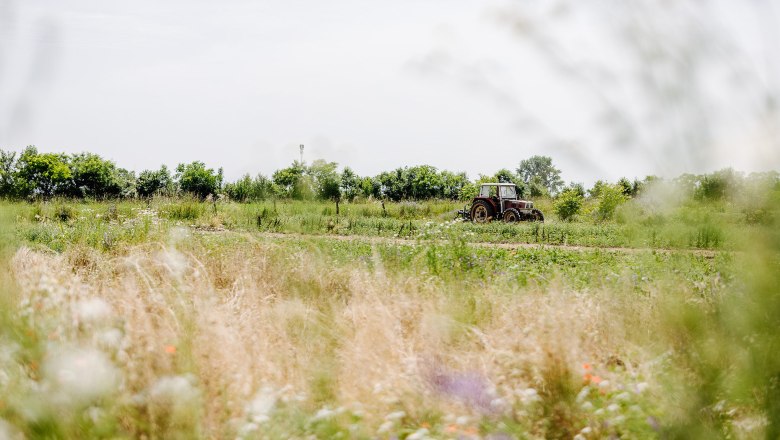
[595,184,627,221]
[554,189,584,222]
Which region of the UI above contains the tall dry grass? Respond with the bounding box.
[6,229,666,438]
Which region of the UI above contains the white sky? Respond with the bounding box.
[1,0,778,185]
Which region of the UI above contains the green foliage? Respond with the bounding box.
[554,188,584,221]
[0,149,17,198]
[694,168,740,201]
[136,165,173,198]
[176,161,222,199]
[340,167,361,201]
[308,159,341,201]
[273,161,308,199]
[517,155,563,196]
[14,146,72,198]
[223,173,272,202]
[595,184,627,221]
[68,153,131,198]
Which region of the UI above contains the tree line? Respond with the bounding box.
[1,147,776,209]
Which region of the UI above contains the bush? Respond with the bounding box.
[554,189,584,222]
[595,184,627,221]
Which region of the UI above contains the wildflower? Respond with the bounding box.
[407,428,429,440]
[312,407,334,421]
[576,387,590,402]
[148,375,200,421]
[74,298,112,324]
[455,415,470,425]
[445,424,459,433]
[585,374,602,385]
[385,410,406,421]
[164,345,176,354]
[44,347,119,405]
[635,382,649,393]
[582,363,592,371]
[377,421,394,434]
[246,387,276,422]
[607,403,620,412]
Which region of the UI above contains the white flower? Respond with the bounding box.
[576,387,590,402]
[635,382,649,393]
[598,380,610,389]
[246,387,277,421]
[377,421,394,434]
[581,426,593,434]
[615,392,631,401]
[607,403,620,412]
[407,428,429,440]
[455,415,470,426]
[95,328,124,350]
[75,298,112,324]
[44,347,118,404]
[148,375,200,421]
[385,411,406,421]
[313,408,334,421]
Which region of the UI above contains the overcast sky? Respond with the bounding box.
[1,0,778,185]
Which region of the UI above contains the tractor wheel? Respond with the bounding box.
[531,209,545,222]
[503,208,521,223]
[470,200,494,223]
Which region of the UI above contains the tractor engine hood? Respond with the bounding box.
[505,200,534,210]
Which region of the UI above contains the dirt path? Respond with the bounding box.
[203,229,723,257]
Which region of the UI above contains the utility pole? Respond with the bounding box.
[299,144,304,164]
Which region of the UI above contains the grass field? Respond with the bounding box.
[0,194,778,439]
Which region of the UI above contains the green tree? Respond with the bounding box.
[272,161,307,199]
[359,176,380,199]
[554,187,584,221]
[68,153,125,198]
[517,155,564,195]
[588,180,608,199]
[14,146,72,198]
[0,150,17,198]
[136,166,173,198]
[340,167,361,201]
[308,159,341,201]
[175,161,222,199]
[407,165,443,199]
[377,169,406,201]
[223,174,272,202]
[440,170,469,200]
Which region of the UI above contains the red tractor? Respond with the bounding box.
[458,183,544,223]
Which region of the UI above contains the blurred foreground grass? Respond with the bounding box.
[0,190,777,438]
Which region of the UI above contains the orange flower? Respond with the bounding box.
[421,422,430,429]
[165,345,176,354]
[583,363,592,371]
[464,426,478,435]
[445,425,459,434]
[590,375,603,384]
